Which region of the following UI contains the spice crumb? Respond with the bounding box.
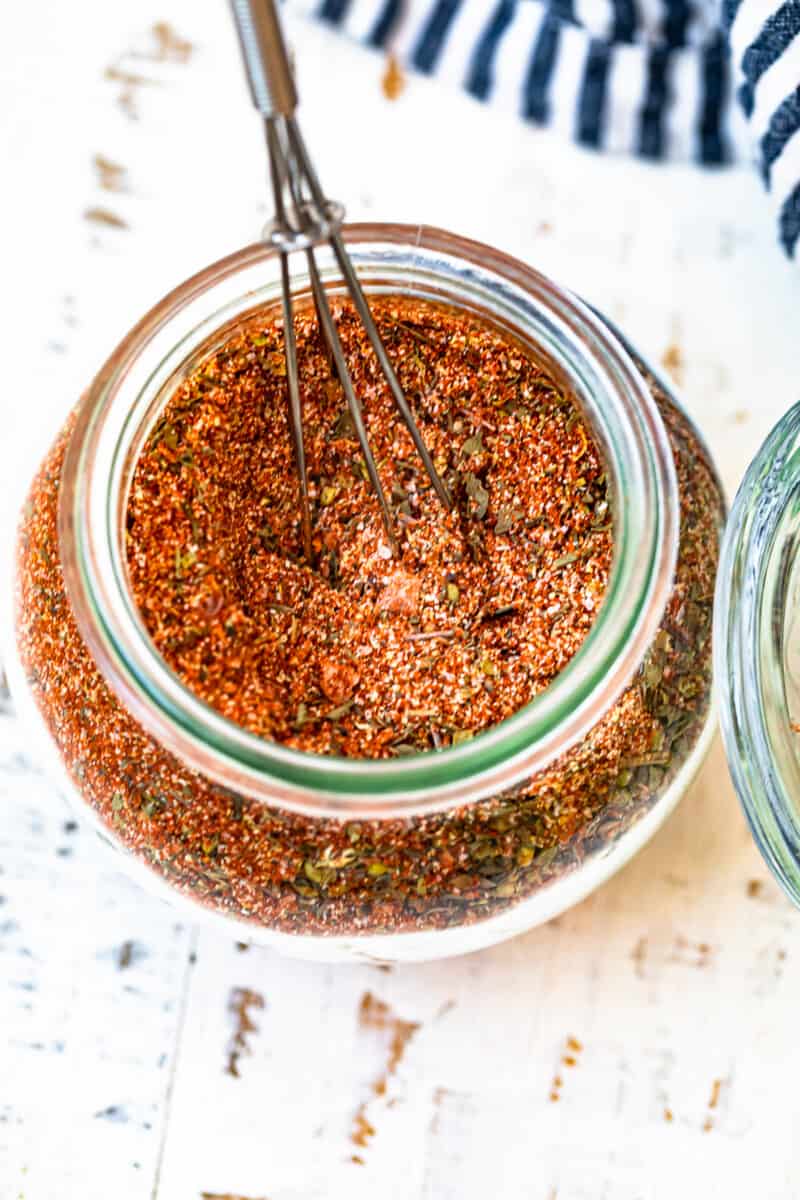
[358,991,420,1079]
[351,992,419,1151]
[149,21,193,62]
[93,153,127,193]
[83,207,128,230]
[351,1108,376,1149]
[225,987,265,1078]
[381,54,405,101]
[200,1194,268,1200]
[104,21,192,120]
[660,343,684,386]
[631,936,648,977]
[117,940,135,969]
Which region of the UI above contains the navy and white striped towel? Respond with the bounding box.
[285,0,800,259]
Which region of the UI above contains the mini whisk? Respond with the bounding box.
[228,0,451,560]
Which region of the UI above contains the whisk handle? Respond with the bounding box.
[229,0,298,118]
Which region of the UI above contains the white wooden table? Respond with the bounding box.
[3,4,800,1197]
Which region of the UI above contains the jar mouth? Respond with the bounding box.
[716,402,800,901]
[59,223,678,818]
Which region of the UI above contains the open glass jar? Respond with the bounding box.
[10,225,724,962]
[716,403,800,902]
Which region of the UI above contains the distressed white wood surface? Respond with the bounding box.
[3,3,800,1198]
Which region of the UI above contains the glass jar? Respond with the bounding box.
[9,224,724,962]
[716,403,800,902]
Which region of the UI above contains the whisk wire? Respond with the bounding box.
[231,0,452,559]
[306,252,399,551]
[266,120,313,560]
[286,121,452,511]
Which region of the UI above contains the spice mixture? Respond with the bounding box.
[15,300,723,937]
[126,298,612,756]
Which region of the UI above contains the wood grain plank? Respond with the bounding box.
[3,1,800,1197]
[0,716,194,1200]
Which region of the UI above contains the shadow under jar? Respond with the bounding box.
[12,225,724,962]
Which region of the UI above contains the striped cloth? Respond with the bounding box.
[286,0,800,258]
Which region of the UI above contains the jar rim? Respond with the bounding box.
[59,222,679,818]
[716,401,800,901]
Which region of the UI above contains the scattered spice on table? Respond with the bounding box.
[14,299,723,937]
[200,1193,269,1200]
[358,991,420,1084]
[661,341,685,386]
[83,206,129,230]
[351,991,420,1154]
[225,986,265,1078]
[381,54,405,101]
[93,152,127,193]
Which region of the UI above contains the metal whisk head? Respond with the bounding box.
[229,0,451,561]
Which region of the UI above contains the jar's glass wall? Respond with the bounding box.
[62,229,677,816]
[717,403,800,908]
[12,231,724,961]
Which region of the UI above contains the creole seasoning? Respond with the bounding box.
[15,299,722,936]
[126,299,612,755]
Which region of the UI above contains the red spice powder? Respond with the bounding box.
[126,298,612,757]
[14,299,721,936]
